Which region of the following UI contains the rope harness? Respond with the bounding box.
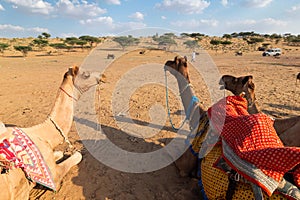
[164,69,199,131]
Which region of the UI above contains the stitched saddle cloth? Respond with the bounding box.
[0,127,56,190]
[207,95,300,196]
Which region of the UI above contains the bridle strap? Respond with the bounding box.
[60,87,78,101]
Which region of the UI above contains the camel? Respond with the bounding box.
[164,56,257,177]
[0,66,100,200]
[107,54,115,59]
[164,56,299,199]
[221,74,300,147]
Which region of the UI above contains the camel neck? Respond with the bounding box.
[176,77,205,131]
[247,100,261,114]
[48,81,77,145]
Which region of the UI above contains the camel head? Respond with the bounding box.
[64,66,101,93]
[220,75,256,108]
[164,56,190,83]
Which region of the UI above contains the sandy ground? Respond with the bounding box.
[0,40,300,200]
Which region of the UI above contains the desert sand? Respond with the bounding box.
[0,38,299,200]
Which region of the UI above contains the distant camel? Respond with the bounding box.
[0,66,100,200]
[107,54,115,59]
[297,72,300,84]
[164,56,299,199]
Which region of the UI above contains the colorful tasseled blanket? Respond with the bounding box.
[0,127,56,190]
[207,95,300,196]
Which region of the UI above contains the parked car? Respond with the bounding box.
[262,48,281,56]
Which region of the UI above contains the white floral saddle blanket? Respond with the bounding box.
[0,126,56,190]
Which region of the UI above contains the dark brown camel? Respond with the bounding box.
[164,56,299,199]
[221,74,300,147]
[164,56,257,177]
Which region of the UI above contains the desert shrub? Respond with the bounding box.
[14,45,32,57]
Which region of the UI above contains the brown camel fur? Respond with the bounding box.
[164,56,295,199]
[0,66,100,200]
[221,74,300,147]
[164,56,203,177]
[164,57,258,177]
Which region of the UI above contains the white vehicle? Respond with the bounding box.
[262,48,281,56]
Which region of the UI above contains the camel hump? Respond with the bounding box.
[0,121,7,134]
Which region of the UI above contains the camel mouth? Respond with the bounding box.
[164,65,172,71]
[219,78,226,90]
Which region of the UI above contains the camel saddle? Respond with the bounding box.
[0,126,56,190]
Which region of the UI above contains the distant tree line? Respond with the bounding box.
[0,33,101,57]
[1,31,300,57]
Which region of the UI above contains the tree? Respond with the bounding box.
[180,32,204,41]
[180,33,190,38]
[41,32,51,39]
[49,43,69,50]
[75,40,88,51]
[183,40,200,51]
[152,34,177,50]
[0,43,9,56]
[79,35,100,48]
[270,33,282,40]
[222,34,232,40]
[14,45,32,57]
[210,39,222,53]
[221,40,232,52]
[163,32,176,38]
[32,32,51,51]
[230,32,239,38]
[112,35,140,50]
[49,43,70,54]
[64,37,80,51]
[285,35,300,46]
[246,37,264,50]
[31,38,49,50]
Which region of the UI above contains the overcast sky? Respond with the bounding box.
[0,0,299,38]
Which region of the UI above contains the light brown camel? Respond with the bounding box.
[164,56,296,199]
[221,74,300,147]
[0,66,100,200]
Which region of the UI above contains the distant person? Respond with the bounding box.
[191,51,196,62]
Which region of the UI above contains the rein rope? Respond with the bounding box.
[49,117,73,149]
[50,86,81,150]
[164,69,199,131]
[59,87,80,101]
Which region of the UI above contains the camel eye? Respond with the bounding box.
[82,72,90,79]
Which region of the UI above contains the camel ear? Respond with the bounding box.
[241,75,253,85]
[175,56,179,65]
[73,66,79,76]
[68,66,79,76]
[247,75,255,90]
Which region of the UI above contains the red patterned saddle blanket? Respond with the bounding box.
[208,95,300,196]
[0,127,56,190]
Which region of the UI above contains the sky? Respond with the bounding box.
[0,0,300,38]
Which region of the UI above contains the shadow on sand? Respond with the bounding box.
[70,117,200,200]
